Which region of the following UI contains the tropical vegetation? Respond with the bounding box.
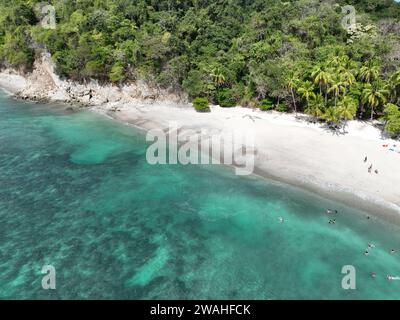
[1,0,400,134]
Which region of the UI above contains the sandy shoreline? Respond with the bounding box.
[1,58,400,221]
[95,103,400,220]
[0,72,27,95]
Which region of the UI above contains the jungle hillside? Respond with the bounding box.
[1,0,400,135]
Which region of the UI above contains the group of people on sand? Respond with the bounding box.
[382,143,399,154]
[364,156,379,174]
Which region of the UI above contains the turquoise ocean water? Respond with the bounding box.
[0,91,399,299]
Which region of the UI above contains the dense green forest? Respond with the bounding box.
[1,0,400,134]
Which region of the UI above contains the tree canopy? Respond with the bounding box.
[1,0,400,134]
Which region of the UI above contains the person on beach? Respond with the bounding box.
[364,156,368,163]
[375,169,379,174]
[368,165,373,173]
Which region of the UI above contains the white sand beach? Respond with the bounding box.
[1,55,399,218]
[99,102,400,218]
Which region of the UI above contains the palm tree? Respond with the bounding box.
[385,70,400,103]
[382,103,399,133]
[286,74,299,114]
[385,79,397,104]
[328,56,342,69]
[328,79,347,107]
[210,67,226,87]
[297,81,316,110]
[362,83,388,121]
[359,63,380,83]
[305,94,325,120]
[312,66,332,104]
[338,55,351,69]
[348,82,364,119]
[311,65,322,94]
[323,107,340,128]
[340,69,356,87]
[337,96,358,133]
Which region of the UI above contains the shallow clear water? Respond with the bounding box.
[0,92,399,299]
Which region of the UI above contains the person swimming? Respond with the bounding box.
[391,249,396,255]
[368,244,376,249]
[365,251,369,256]
[279,217,285,223]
